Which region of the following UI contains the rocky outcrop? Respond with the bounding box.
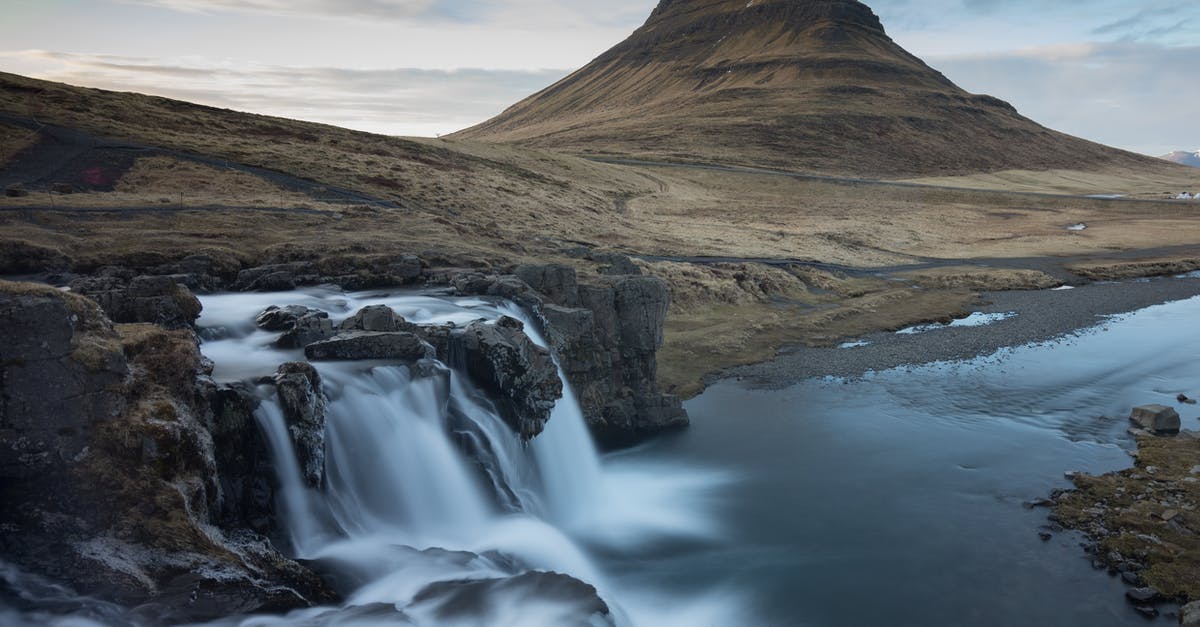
[256,305,327,331]
[339,304,416,333]
[275,311,336,349]
[273,362,327,488]
[456,316,563,440]
[70,273,202,329]
[233,262,320,292]
[0,282,127,479]
[0,280,334,622]
[305,331,432,362]
[448,263,687,442]
[1130,405,1181,435]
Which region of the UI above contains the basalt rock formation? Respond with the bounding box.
[0,281,334,622]
[457,0,1171,178]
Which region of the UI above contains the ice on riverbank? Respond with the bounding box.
[896,311,1016,335]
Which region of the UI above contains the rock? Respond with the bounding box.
[515,264,580,306]
[411,571,612,626]
[590,251,642,276]
[51,182,76,194]
[275,312,336,349]
[256,305,327,331]
[1125,587,1161,604]
[70,274,203,329]
[1038,531,1052,542]
[208,383,276,532]
[233,262,319,292]
[305,331,431,361]
[1181,600,1200,627]
[0,282,127,479]
[4,183,29,197]
[456,317,563,440]
[1132,605,1158,618]
[0,294,334,621]
[273,362,327,487]
[1179,394,1197,405]
[1130,405,1181,435]
[339,304,414,333]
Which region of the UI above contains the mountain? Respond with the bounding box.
[456,0,1172,178]
[1162,151,1200,168]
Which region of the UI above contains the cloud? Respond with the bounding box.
[114,0,656,27]
[928,41,1200,156]
[0,50,570,137]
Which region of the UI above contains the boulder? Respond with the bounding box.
[275,312,336,349]
[411,570,612,626]
[50,182,76,194]
[70,274,203,329]
[256,305,327,332]
[233,262,319,292]
[339,304,415,333]
[1130,405,1181,435]
[1181,600,1200,627]
[305,331,432,362]
[457,317,562,440]
[273,362,327,488]
[590,251,642,276]
[4,184,29,197]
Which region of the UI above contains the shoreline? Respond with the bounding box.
[716,273,1200,388]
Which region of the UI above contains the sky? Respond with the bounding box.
[1,0,1197,156]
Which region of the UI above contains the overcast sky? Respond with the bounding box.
[1,0,1197,155]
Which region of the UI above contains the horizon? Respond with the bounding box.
[1,0,1198,156]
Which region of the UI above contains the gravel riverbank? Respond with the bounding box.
[722,273,1200,386]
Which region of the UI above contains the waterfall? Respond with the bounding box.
[194,289,731,627]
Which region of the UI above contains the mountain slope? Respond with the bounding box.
[456,0,1173,178]
[1162,151,1200,168]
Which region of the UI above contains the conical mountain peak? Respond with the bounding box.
[456,0,1161,177]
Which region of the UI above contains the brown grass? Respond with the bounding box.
[0,122,37,166]
[1054,434,1200,602]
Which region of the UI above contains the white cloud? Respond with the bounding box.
[0,50,569,137]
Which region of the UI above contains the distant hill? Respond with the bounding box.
[456,0,1178,178]
[1162,151,1200,168]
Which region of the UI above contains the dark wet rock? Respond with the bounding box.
[1121,571,1142,585]
[305,331,431,362]
[208,383,276,533]
[1181,600,1200,627]
[1132,605,1159,618]
[0,282,127,479]
[5,183,29,197]
[339,304,415,333]
[411,571,612,626]
[275,312,336,349]
[1126,587,1161,604]
[1038,531,1053,542]
[273,362,327,488]
[70,274,203,329]
[1130,405,1181,435]
[448,265,687,442]
[51,182,76,194]
[233,262,320,292]
[257,305,328,332]
[1179,394,1197,405]
[457,317,562,440]
[0,289,334,621]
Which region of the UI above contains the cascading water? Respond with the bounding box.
[195,288,735,626]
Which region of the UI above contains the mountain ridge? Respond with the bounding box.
[1162,150,1200,168]
[456,0,1175,178]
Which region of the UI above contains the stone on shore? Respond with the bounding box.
[1181,600,1200,627]
[1130,405,1181,435]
